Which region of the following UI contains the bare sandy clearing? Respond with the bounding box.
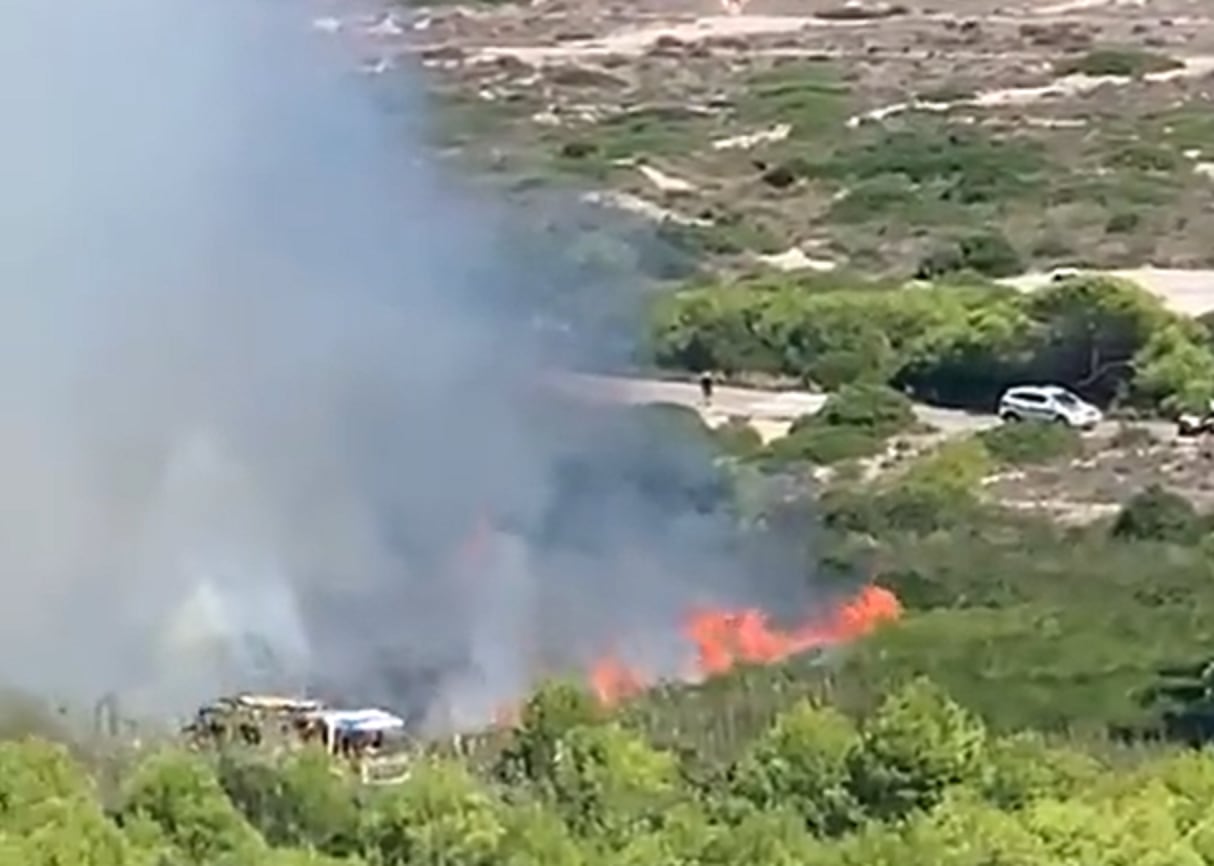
[467,12,874,64]
[579,190,709,225]
[849,54,1214,126]
[1003,268,1214,317]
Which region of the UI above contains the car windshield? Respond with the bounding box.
[1053,391,1079,406]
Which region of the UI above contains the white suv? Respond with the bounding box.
[997,384,1103,430]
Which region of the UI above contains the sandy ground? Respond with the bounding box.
[1003,268,1214,316]
[322,0,1214,314]
[561,373,998,439]
[555,373,1201,525]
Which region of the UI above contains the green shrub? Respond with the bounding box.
[1055,47,1183,78]
[813,125,1047,206]
[978,421,1082,466]
[848,678,987,820]
[1104,210,1141,234]
[713,418,764,457]
[1111,485,1201,543]
[814,384,916,432]
[1131,325,1214,414]
[916,231,1024,279]
[759,384,916,466]
[762,424,885,466]
[638,402,714,439]
[814,2,907,19]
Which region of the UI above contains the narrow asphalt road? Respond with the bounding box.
[553,372,1178,442]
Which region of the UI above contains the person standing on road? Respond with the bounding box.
[699,371,714,406]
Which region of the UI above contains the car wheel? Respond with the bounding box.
[1000,411,1020,423]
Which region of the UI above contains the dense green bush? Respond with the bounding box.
[1055,46,1183,78]
[815,384,915,431]
[712,418,764,458]
[915,230,1024,279]
[1111,484,1202,544]
[978,420,1082,466]
[810,124,1048,207]
[648,272,1214,413]
[759,384,916,465]
[762,423,885,465]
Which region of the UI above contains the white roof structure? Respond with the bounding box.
[317,708,406,735]
[234,694,324,712]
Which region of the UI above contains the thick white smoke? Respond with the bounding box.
[0,0,814,729]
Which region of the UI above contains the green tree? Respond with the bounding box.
[898,297,1034,406]
[497,681,602,786]
[611,804,715,866]
[497,802,587,866]
[1026,784,1201,866]
[547,723,681,846]
[255,849,367,866]
[755,294,897,387]
[362,758,504,866]
[647,289,782,375]
[8,796,150,866]
[849,678,987,820]
[119,749,266,865]
[1143,749,1214,831]
[908,790,1051,866]
[1025,274,1170,396]
[0,739,94,833]
[730,701,861,835]
[218,747,360,856]
[978,732,1103,810]
[698,809,825,866]
[1132,324,1214,413]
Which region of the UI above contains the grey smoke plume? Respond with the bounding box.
[0,0,812,730]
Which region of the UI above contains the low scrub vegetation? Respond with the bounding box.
[14,666,1214,866]
[978,421,1082,466]
[1055,46,1184,78]
[760,384,916,466]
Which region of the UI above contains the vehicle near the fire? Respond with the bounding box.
[183,693,412,785]
[997,384,1103,429]
[183,693,325,751]
[1177,400,1214,437]
[311,707,412,785]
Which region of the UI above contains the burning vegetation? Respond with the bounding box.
[490,584,901,727]
[591,584,901,706]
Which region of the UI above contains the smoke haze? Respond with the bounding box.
[0,0,813,729]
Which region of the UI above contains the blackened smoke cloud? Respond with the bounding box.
[0,0,811,729]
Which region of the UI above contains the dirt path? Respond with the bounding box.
[555,373,997,436]
[553,372,1178,443]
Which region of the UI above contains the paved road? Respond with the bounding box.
[554,372,1178,442]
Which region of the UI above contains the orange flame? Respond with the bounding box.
[589,585,901,708]
[456,515,902,726]
[589,651,649,707]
